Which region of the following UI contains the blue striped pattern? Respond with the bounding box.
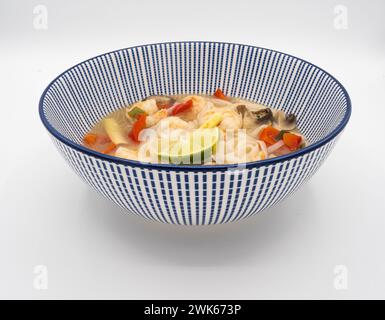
[40,42,351,225]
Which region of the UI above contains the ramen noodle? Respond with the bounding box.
[82,89,306,165]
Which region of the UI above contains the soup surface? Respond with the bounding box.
[82,89,307,165]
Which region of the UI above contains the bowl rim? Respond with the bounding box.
[39,41,352,172]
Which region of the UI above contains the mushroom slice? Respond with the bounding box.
[253,108,273,122]
[275,110,297,131]
[236,104,247,118]
[250,108,273,126]
[239,105,270,129]
[145,95,176,108]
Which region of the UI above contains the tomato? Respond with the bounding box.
[259,126,280,146]
[83,133,97,146]
[129,114,147,142]
[213,88,228,100]
[170,99,193,115]
[283,132,302,151]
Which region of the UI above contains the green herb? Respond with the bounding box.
[275,130,289,141]
[127,107,147,118]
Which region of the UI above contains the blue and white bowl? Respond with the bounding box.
[39,42,351,225]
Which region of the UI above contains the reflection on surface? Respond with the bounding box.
[83,185,314,267]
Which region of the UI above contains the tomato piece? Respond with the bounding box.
[102,142,116,154]
[83,133,98,146]
[283,132,302,151]
[259,126,280,146]
[97,135,111,144]
[213,88,228,100]
[129,114,147,142]
[170,99,193,115]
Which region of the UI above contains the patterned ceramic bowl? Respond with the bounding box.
[39,42,351,225]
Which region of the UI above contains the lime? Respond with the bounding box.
[157,127,220,164]
[199,113,223,129]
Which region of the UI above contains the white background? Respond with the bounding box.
[1,0,385,299]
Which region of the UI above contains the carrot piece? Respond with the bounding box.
[83,133,98,146]
[259,126,280,146]
[213,88,228,100]
[129,114,147,142]
[102,142,116,154]
[170,99,193,115]
[283,132,302,151]
[98,135,111,144]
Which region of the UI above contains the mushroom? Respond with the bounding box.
[275,110,297,131]
[252,108,273,124]
[237,105,274,130]
[145,95,176,108]
[236,104,247,118]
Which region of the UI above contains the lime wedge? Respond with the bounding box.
[157,127,220,164]
[199,113,223,129]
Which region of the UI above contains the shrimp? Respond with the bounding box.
[156,116,190,130]
[218,108,242,131]
[146,109,168,127]
[127,99,158,117]
[197,107,216,126]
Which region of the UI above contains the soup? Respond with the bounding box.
[82,89,307,165]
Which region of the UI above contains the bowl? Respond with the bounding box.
[39,42,351,225]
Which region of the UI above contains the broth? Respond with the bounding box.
[82,89,306,165]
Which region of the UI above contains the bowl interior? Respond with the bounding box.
[40,42,350,153]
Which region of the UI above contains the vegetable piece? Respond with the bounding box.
[259,126,280,146]
[199,113,223,129]
[104,118,129,145]
[256,140,268,156]
[147,96,176,109]
[170,99,193,115]
[157,128,220,164]
[83,133,97,146]
[101,142,116,154]
[127,106,146,119]
[275,110,297,130]
[272,145,291,156]
[253,108,273,123]
[267,140,285,154]
[274,130,289,141]
[97,135,111,144]
[129,114,147,143]
[282,132,302,151]
[213,88,228,100]
[236,105,247,117]
[127,99,158,120]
